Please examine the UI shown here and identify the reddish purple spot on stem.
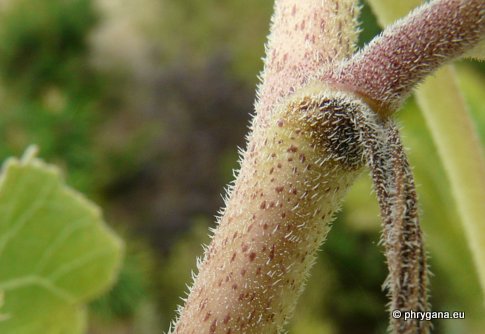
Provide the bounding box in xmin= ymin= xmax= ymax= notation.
xmin=249 ymin=252 xmax=257 ymax=261
xmin=275 ymin=186 xmax=284 ymax=193
xmin=231 ymin=252 xmax=236 ymax=262
xmin=204 ymin=312 xmax=211 ymax=322
xmin=260 ymin=201 xmax=267 ymax=209
xmin=269 ymin=245 xmax=275 ymax=260
xmin=287 ymin=145 xmax=298 ymax=153
xmin=277 ymin=119 xmax=284 ymax=127
xmin=210 ymin=319 xmax=217 ymax=333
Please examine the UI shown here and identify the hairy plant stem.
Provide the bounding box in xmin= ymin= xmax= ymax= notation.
xmin=368 ymin=0 xmax=485 ymax=304
xmin=171 ymin=0 xmax=485 ymax=333
xmin=324 ymin=0 xmax=485 ymax=117
xmin=171 ymin=1 xmax=360 ymax=333
xmin=357 ymin=117 xmax=429 ymax=333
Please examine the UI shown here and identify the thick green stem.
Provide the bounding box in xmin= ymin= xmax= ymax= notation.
xmin=171 ymin=1 xmax=485 ymax=333
xmin=170 ymin=1 xmax=361 ymax=333
xmin=415 ymin=66 xmax=485 ymax=299
xmin=172 ymin=86 xmax=366 ymax=334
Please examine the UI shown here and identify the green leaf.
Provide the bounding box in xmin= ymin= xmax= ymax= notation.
xmin=0 ymin=147 xmax=123 ymax=333
xmin=12 ymin=306 xmax=87 ymax=334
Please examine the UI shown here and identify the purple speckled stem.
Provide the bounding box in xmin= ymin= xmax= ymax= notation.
xmin=322 ymin=0 xmax=485 ymax=117
xmin=170 ymin=0 xmax=485 ymax=333
xmin=170 ymin=1 xmax=361 ymax=333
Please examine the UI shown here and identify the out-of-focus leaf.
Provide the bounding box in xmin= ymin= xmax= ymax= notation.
xmin=0 ymin=148 xmax=123 ymax=333
xmin=13 ymin=305 xmax=86 ymax=334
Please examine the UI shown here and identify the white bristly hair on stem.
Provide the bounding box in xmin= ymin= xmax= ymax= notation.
xmin=170 ymin=0 xmax=484 ymax=333
xmin=322 ymin=0 xmax=484 ymax=117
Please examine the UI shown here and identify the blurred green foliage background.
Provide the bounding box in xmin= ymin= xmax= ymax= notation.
xmin=0 ymin=0 xmax=483 ymax=333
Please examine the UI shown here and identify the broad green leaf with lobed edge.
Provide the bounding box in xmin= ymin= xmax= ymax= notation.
xmin=0 ymin=148 xmax=123 ymax=333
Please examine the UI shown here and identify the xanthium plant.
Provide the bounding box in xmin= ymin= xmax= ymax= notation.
xmin=170 ymin=0 xmax=484 ymax=333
